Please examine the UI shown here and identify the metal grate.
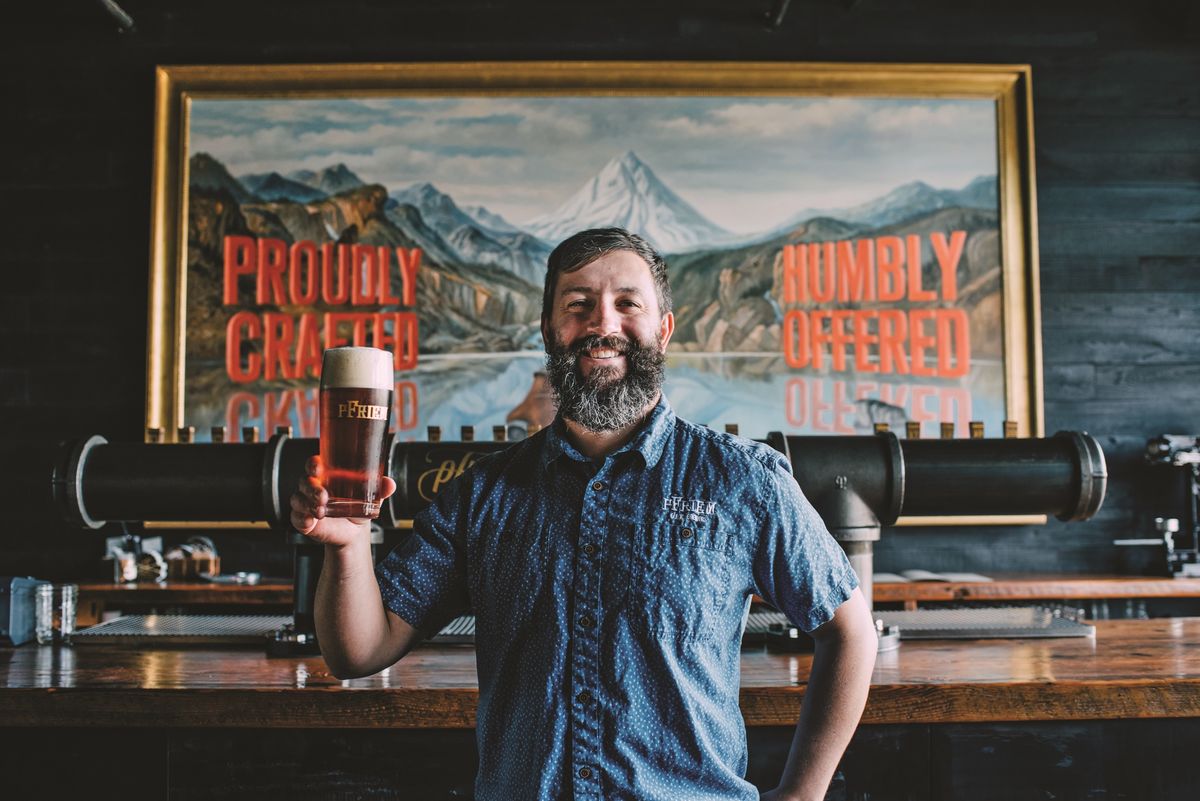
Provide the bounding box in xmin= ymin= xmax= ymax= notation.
xmin=418 ymin=607 xmax=1095 ymax=647
xmin=74 ymin=614 xmax=292 ymax=645
xmin=429 ymin=615 xmax=476 ymax=645
xmin=874 ymin=607 xmax=1095 ymax=639
xmin=746 ymin=610 xmax=790 ymax=635
xmin=427 ymin=612 xmax=794 ymax=646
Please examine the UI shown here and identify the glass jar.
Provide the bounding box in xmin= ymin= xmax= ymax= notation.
xmin=34 ymin=583 xmax=77 ymax=645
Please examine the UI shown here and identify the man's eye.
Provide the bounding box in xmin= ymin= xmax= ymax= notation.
xmin=567 ymin=300 xmax=588 ymax=309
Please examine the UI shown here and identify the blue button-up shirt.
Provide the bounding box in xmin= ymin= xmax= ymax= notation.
xmin=376 ymin=396 xmax=857 ymax=801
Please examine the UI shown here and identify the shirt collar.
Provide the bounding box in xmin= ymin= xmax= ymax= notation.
xmin=541 ymin=394 xmax=675 ymax=471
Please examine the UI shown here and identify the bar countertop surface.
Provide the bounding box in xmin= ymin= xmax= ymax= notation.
xmin=872 ymin=573 xmax=1200 ymax=605
xmin=3 ymin=618 xmax=1200 ymax=728
xmin=74 ymin=573 xmax=1200 ymax=607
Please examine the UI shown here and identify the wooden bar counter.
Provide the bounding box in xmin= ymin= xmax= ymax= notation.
xmin=76 ymin=580 xmax=293 ymax=607
xmin=72 ymin=573 xmax=1200 ymax=618
xmin=74 ymin=581 xmax=293 ymax=626
xmin=3 ymin=618 xmax=1200 ymax=728
xmin=873 ymin=573 xmax=1200 ymax=608
xmin=4 ymin=619 xmax=1200 ymax=799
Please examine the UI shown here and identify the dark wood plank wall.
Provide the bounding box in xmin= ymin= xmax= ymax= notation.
xmin=1 ymin=0 xmax=1197 ymax=579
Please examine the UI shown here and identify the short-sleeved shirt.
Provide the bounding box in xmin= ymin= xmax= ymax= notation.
xmin=375 ymin=395 xmax=858 ymax=801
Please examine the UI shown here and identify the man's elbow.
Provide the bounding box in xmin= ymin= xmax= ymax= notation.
xmin=321 ymin=652 xmax=376 ymax=680
xmin=319 ymin=644 xmax=409 ymax=680
xmin=320 ymin=628 xmax=420 ymax=680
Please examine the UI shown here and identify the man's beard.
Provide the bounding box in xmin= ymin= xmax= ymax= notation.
xmin=545 ymin=332 xmax=666 ymax=433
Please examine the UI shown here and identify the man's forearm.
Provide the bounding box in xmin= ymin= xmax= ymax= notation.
xmin=772 ymin=593 xmax=877 ymax=801
xmin=314 ymin=536 xmax=403 ymax=678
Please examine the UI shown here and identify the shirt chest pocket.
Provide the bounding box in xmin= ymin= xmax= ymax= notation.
xmin=630 ymin=521 xmax=732 ymax=642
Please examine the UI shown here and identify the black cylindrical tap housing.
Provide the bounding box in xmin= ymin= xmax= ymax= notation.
xmin=53 ymin=430 xmax=1106 ymax=530
xmin=898 ymin=431 xmax=1106 ymax=521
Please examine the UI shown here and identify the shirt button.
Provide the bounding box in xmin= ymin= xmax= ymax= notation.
xmin=579 ymin=614 xmax=596 ymax=629
xmin=576 ymin=690 xmax=592 ymax=704
xmin=582 ymin=543 xmax=597 ymax=556
xmin=578 ymin=767 xmax=593 ymax=779
xmin=591 ymin=480 xmax=604 ymax=491
xmin=681 ymin=527 xmax=693 ymax=539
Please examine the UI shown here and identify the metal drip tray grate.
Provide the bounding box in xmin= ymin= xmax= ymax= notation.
xmin=429 ymin=612 xmax=793 ymax=646
xmin=75 ymin=614 xmax=293 ymax=645
xmin=429 ymin=615 xmax=476 ymax=645
xmin=874 ymin=607 xmax=1095 ymax=639
xmin=746 ymin=611 xmax=791 ymax=635
xmin=419 ymin=608 xmax=1094 ymax=647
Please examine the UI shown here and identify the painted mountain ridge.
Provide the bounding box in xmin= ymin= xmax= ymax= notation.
xmin=187 ymin=154 xmax=540 ymax=359
xmin=463 ymin=204 xmax=521 ymax=235
xmin=668 ymin=206 xmax=1001 ymax=354
xmin=190 ymin=153 xmax=260 ymax=205
xmin=188 ymin=152 xmax=1002 ymax=360
xmin=288 ymin=163 xmax=366 ymax=195
xmin=389 ymin=182 xmax=551 ymax=286
xmin=526 ymin=150 xmax=732 ymax=254
xmin=239 ymin=172 xmax=328 ymax=203
xmin=773 ymin=175 xmax=997 ymax=234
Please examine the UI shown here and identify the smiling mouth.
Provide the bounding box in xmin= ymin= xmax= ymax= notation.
xmin=584 ymin=348 xmax=623 ymax=360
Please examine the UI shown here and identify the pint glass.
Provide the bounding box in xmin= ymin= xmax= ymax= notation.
xmin=319 ymin=347 xmax=394 ymax=518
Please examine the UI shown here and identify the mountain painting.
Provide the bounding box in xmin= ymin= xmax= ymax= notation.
xmin=182 ymin=95 xmax=1010 ymax=441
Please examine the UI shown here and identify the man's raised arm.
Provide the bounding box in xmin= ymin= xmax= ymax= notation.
xmin=290 ymin=455 xmax=420 ymax=678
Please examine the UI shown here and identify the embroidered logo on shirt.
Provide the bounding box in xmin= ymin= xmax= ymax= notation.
xmin=662 ymin=495 xmax=717 ymax=524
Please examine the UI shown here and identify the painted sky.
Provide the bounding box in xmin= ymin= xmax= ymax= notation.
xmin=190 ymin=96 xmax=997 ymax=234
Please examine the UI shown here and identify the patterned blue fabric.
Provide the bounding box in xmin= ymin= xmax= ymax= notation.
xmin=376 ymin=396 xmax=858 ymax=801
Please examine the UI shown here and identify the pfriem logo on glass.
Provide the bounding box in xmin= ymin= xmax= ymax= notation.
xmin=337 ymin=400 xmax=389 ymax=421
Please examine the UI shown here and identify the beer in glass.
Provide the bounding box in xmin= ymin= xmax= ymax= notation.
xmin=319 ymin=347 xmax=394 ymax=518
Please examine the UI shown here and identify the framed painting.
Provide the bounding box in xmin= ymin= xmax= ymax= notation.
xmin=147 ymin=62 xmax=1042 ymax=495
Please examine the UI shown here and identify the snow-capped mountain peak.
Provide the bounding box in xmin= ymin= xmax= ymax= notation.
xmin=525 ymin=151 xmax=731 ymax=253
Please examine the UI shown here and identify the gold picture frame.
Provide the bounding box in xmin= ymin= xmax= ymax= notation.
xmin=147 ymin=61 xmax=1043 ymax=526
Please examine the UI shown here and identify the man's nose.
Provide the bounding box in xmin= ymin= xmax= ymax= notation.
xmin=587 ymin=302 xmax=622 ymax=336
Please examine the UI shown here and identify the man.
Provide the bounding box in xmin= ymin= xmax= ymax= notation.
xmin=291 ymin=227 xmax=877 ymax=801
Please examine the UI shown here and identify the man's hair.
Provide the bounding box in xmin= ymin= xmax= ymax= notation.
xmin=541 ymin=228 xmax=673 ymax=322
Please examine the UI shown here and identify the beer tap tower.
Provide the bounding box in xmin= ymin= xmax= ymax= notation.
xmin=52 ymin=426 xmax=1107 ymax=653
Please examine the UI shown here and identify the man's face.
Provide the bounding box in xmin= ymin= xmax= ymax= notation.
xmin=542 ymin=250 xmax=675 ymax=431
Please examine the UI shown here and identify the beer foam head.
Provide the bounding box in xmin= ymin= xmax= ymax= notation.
xmin=321 ymin=347 xmax=393 ymax=389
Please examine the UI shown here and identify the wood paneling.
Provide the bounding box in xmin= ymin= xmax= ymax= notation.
xmin=931 ymin=720 xmax=1200 ymax=801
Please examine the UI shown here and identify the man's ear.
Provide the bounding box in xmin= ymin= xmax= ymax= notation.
xmin=658 ymin=312 xmax=675 ymax=351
